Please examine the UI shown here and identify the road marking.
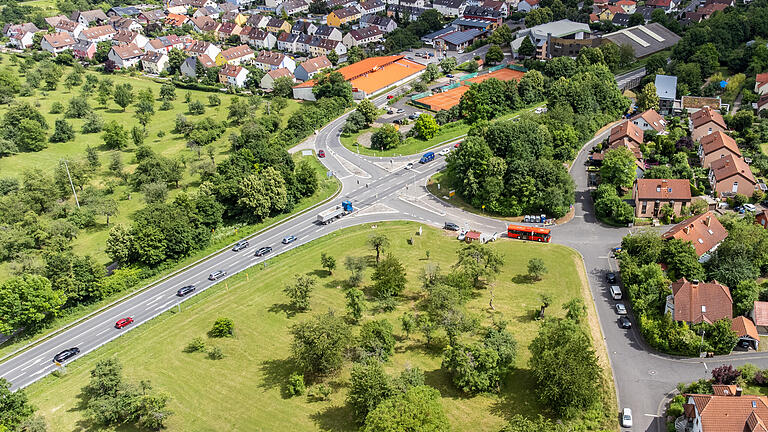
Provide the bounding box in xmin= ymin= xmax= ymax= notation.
xmin=95 ymin=328 xmax=112 ymax=336
xmin=155 ymin=301 xmax=174 ymax=311
xmin=644 ymin=414 xmax=661 ymax=417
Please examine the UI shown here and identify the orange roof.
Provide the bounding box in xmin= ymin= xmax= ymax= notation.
xmin=687 ymin=393 xmax=768 ymax=432
xmin=635 ymin=178 xmax=691 ymax=201
xmin=692 ymin=106 xmax=727 ymax=130
xmin=710 ymin=154 xmax=756 ymax=184
xmin=757 ymin=73 xmax=768 ymax=87
xmin=732 ymin=316 xmax=759 ymax=341
xmin=609 ymin=120 xmax=644 ymax=146
xmin=670 ymin=277 xmax=732 ymax=324
xmin=463 ymin=67 xmax=524 ymax=84
xmin=295 ymin=55 xmax=425 ymax=95
xmin=417 ymin=86 xmax=470 ymax=111
xmin=754 ymin=301 xmax=768 ymax=326
xmin=630 ymin=109 xmax=666 ymax=132
xmin=165 ymin=13 xmax=187 ymax=26
xmin=662 ymin=211 xmax=728 ymax=256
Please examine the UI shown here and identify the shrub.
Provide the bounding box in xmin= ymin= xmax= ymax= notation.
xmin=210 ymin=317 xmax=234 ymax=337
xmin=310 ymin=384 xmax=332 ymax=401
xmin=50 ymin=101 xmax=64 ymax=114
xmin=712 ymin=364 xmax=741 ymax=384
xmin=287 ymin=373 xmax=306 ymax=396
xmin=208 ymin=346 xmax=224 ymax=360
xmin=185 ymin=337 xmax=206 ymax=353
xmin=737 ymin=363 xmax=759 ymax=384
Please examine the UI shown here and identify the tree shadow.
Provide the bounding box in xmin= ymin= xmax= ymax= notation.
xmin=510 ymin=273 xmax=535 ymax=284
xmin=307 ymin=269 xmax=329 ymax=278
xmin=268 ymin=302 xmax=296 ymax=318
xmin=423 ymin=368 xmax=472 ymax=400
xmin=488 ymin=368 xmax=543 ymax=423
xmin=259 ymin=357 xmax=296 ymax=399
xmin=309 ymin=404 xmax=356 ymax=432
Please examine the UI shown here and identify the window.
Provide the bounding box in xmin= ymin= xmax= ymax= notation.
xmin=641 ymin=201 xmax=647 ymax=213
xmin=732 ymin=181 xmax=739 ymax=193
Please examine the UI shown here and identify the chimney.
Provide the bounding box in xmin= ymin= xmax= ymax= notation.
xmin=683 ymin=226 xmax=690 ymax=234
xmin=692 ymin=280 xmax=699 ymax=286
xmin=705 ymin=215 xmax=711 ymax=226
xmin=736 ymin=386 xmax=743 ymax=396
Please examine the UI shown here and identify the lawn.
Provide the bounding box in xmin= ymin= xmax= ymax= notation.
xmin=25 ymin=222 xmax=613 ymax=431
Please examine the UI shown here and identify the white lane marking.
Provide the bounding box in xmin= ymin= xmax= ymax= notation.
xmin=95 ymin=328 xmax=112 ymax=336
xmin=31 ymin=365 xmax=53 ymax=376
xmin=155 ymin=301 xmax=174 ymax=311
xmin=644 ymin=414 xmax=661 ymax=418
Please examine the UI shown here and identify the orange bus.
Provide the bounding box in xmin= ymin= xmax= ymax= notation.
xmin=507 ymin=224 xmax=551 ymax=242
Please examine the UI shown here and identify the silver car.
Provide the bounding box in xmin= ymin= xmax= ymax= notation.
xmin=208 ymin=270 xmax=226 ymax=281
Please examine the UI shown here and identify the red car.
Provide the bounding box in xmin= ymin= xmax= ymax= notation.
xmin=454 ymin=141 xmax=461 ymax=148
xmin=386 ymin=95 xmax=394 ymax=99
xmin=115 ymin=317 xmax=134 ymax=329
xmin=318 ymin=149 xmax=325 ymax=158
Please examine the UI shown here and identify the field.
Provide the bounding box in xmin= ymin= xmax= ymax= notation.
xmin=25 ymin=222 xmax=613 ymax=431
xmin=0 ymin=56 xmax=304 ymax=281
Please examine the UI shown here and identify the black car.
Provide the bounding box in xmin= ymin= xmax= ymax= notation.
xmin=282 ymin=235 xmax=297 ymax=244
xmin=208 ymin=270 xmax=226 ymax=281
xmin=176 ymin=285 xmax=196 ymax=297
xmin=619 ymin=316 xmax=631 ymax=329
xmin=255 ymin=246 xmax=273 ymax=257
xmin=53 ymin=347 xmax=80 ymax=363
xmin=232 ymin=240 xmax=249 ymax=252
xmin=444 ymin=222 xmax=460 ymax=231
xmin=606 ymin=272 xmax=617 ymax=283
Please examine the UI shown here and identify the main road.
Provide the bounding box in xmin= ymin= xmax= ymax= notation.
xmin=4 ymin=83 xmax=768 ymax=432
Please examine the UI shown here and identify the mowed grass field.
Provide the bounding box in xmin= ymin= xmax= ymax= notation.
xmin=25 ymin=222 xmax=606 ymax=432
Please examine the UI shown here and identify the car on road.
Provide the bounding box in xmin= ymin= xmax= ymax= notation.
xmin=232 ymin=240 xmax=249 ymax=251
xmin=387 ymin=94 xmax=393 ymax=99
xmin=396 ymin=108 xmax=405 ymax=113
xmin=446 ymin=74 xmax=453 ymax=78
xmin=53 ymin=347 xmax=80 ymax=363
xmin=619 ymin=316 xmax=631 ymax=329
xmin=606 ymin=272 xmax=617 ymax=283
xmin=419 ymin=152 xmax=435 ymax=164
xmin=317 ymin=149 xmax=325 ymax=158
xmin=621 ymin=408 xmax=633 ymax=427
xmin=282 ymin=235 xmax=297 ymax=244
xmin=616 ymin=303 xmax=627 ymax=315
xmin=444 ymin=222 xmax=460 ymax=231
xmin=404 ymin=162 xmax=414 ymax=170
xmin=408 ymin=113 xmax=417 ymax=120
xmin=176 ymin=285 xmax=196 ymax=297
xmin=115 ymin=317 xmax=134 ymax=329
xmin=255 ymin=246 xmax=273 ymax=257
xmin=454 ymin=141 xmax=461 ymax=148
xmin=438 ymin=148 xmax=450 ymax=156
xmin=208 ymin=270 xmax=226 ymax=280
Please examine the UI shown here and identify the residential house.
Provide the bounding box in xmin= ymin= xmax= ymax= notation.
xmin=185 ymin=40 xmax=221 ymax=59
xmin=217 ymin=22 xmax=242 ymax=40
xmin=4 ymin=22 xmax=40 ymax=38
xmin=266 ymin=17 xmax=291 ymax=33
xmin=662 ymin=211 xmax=728 ymax=259
xmin=433 ymin=0 xmax=466 ymax=15
xmin=755 ymin=72 xmax=768 ymax=96
xmin=108 ymin=16 xmax=142 ymax=32
xmin=41 ymin=33 xmax=76 ymax=54
xmin=191 ymin=16 xmax=219 ymax=33
xmin=646 ymin=0 xmax=675 ymax=10
xmin=227 ymin=0 xmax=254 ymax=7
xmin=146 ymin=35 xmax=184 ymax=54
xmin=314 ymin=25 xmax=343 ymax=41
xmin=112 ymin=29 xmax=149 ymax=49
xmin=221 ymin=12 xmax=248 ymax=26
xmin=757 ymin=209 xmax=768 ymax=229
xmin=609 ymin=120 xmax=644 ymax=148
xmin=343 ymin=27 xmax=384 ymax=47
xmin=141 ymin=51 xmax=169 ymax=74
xmin=70 ymin=9 xmax=109 ymax=26
xmin=219 ymin=63 xmax=249 ymax=87
xmin=291 ymin=20 xmax=317 ymax=35
xmin=294 ymin=55 xmax=332 ymax=81
xmin=309 ymin=37 xmax=347 ymax=57
xmin=732 ymin=316 xmax=760 ymax=350
xmin=359 ymin=15 xmax=397 ymax=32
xmin=386 ymin=4 xmax=429 ymax=20
xmin=358 ymin=0 xmax=386 ymax=15
xmin=511 ymin=19 xmax=592 ymax=60
xmin=634 ymin=5 xmax=654 ymax=21
xmin=165 ymin=0 xmax=188 ymax=15
xmin=655 ymin=74 xmax=677 ymax=115
xmin=664 ymin=278 xmax=732 ymax=325
xmin=751 ymin=301 xmax=768 ymax=334
xmin=616 ymin=0 xmax=637 ymax=13
xmin=108 ymin=43 xmax=144 ymax=68
xmin=612 ymin=12 xmax=631 ymax=26
xmin=327 ymin=6 xmax=362 ymax=26
xmin=72 ymin=39 xmax=97 ymax=59
xmin=193 ymin=5 xmax=221 ymax=19
xmin=54 ymin=19 xmax=86 ymax=38
xmin=328 ymin=0 xmax=358 ymax=7
xmin=461 ymin=5 xmax=503 ymax=27
xmin=598 ymin=4 xmax=624 ymax=20
xmin=8 ymin=30 xmax=35 ymax=49
xmin=277 ymin=31 xmax=299 ymax=51
xmin=517 ymin=0 xmax=539 ymax=11
xmin=44 ymin=15 xmax=69 ymax=29
xmin=180 ymin=54 xmax=215 ymax=77
xmin=295 ymin=33 xmax=313 ymax=52
xmin=698 ymin=131 xmax=741 ymax=169
xmin=218 ymin=2 xmax=239 ymax=13
xmin=108 ymin=6 xmax=140 ymax=17
xmin=482 ymin=0 xmax=509 ymax=17
xmin=250 ymin=29 xmax=277 ymax=49
xmin=630 ymin=109 xmax=667 ymax=134
xmin=709 ymin=154 xmax=757 ymax=198
xmin=681 ymin=390 xmax=768 ymax=431
xmin=216 ymin=44 xmax=255 ymax=65
xmin=165 ymin=13 xmax=188 ymax=27
xmin=633 ymin=178 xmax=692 ymax=218
xmin=278 ymin=0 xmax=310 ymax=15
xmin=691 ymin=106 xmax=727 ymax=142
xmin=253 ymin=50 xmax=296 ymax=72
xmin=260 ymin=67 xmax=294 ymax=89
xmin=137 ymin=9 xmax=167 ymax=25
xmin=246 ymin=14 xmax=270 ymax=29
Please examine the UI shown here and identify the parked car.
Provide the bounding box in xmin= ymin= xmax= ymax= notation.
xmin=255 ymin=246 xmax=273 ymax=257
xmin=317 ymin=150 xmax=325 ymax=158
xmin=232 ymin=240 xmax=249 ymax=252
xmin=606 ymin=272 xmax=617 ymax=283
xmin=446 ymin=74 xmax=454 ymax=78
xmin=396 ymin=108 xmax=405 ymax=113
xmin=282 ymin=235 xmax=297 ymax=244
xmin=619 ymin=316 xmax=631 ymax=329
xmin=115 ymin=317 xmax=134 ymax=329
xmin=176 ymin=285 xmax=196 ymax=297
xmin=53 ymin=347 xmax=80 ymax=363
xmin=457 ymin=231 xmax=466 ymax=241
xmin=438 ymin=148 xmax=450 ymax=156
xmin=744 ymin=203 xmax=756 ymax=212
xmin=208 ymin=270 xmax=226 ymax=281
xmin=387 ymin=94 xmax=393 ymax=99
xmin=454 ymin=141 xmax=461 ymax=148
xmin=408 ymin=113 xmax=417 ymax=120
xmin=616 ymin=303 xmax=627 ymax=315
xmin=621 ymin=408 xmax=633 ymax=427
xmin=444 ymin=222 xmax=460 ymax=231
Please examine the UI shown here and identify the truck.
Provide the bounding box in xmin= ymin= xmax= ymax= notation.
xmin=316 ymin=200 xmax=353 ymax=225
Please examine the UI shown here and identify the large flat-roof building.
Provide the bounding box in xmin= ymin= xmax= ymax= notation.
xmin=511 ymin=19 xmax=592 ymax=59
xmin=602 ymin=22 xmax=681 ymax=58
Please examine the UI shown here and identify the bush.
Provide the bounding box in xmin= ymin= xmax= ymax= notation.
xmin=287 ymin=372 xmax=306 ymax=396
xmin=50 ymin=101 xmax=64 ymax=114
xmin=184 ymin=337 xmax=206 ymax=353
xmin=310 ymin=384 xmax=332 ymax=401
xmin=208 ymin=346 xmax=224 ymax=360
xmin=737 ymin=363 xmax=759 ymax=384
xmin=210 ymin=317 xmax=234 ymax=337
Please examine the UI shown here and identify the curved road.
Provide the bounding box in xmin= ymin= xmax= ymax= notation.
xmin=3 ymin=90 xmax=768 ymax=432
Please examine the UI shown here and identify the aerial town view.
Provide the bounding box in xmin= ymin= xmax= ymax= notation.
xmin=0 ymin=0 xmax=767 ymax=430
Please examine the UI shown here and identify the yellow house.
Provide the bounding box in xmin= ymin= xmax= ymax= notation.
xmin=327 ymin=6 xmax=361 ymax=26
xmin=234 ymin=13 xmax=248 ymax=26
xmin=265 ymin=17 xmax=291 ymax=33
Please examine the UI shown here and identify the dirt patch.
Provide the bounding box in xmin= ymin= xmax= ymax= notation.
xmin=358 ymin=131 xmax=374 ymax=148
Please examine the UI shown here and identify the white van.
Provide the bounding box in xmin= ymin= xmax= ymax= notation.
xmin=610 ymin=285 xmax=622 ymax=300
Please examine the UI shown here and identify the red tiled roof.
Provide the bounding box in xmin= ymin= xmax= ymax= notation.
xmin=757 ymin=73 xmax=768 ymax=87
xmin=112 ymin=43 xmax=143 ymax=59
xmin=754 ymin=301 xmax=768 ymax=327
xmin=687 ymin=393 xmax=768 ymax=432
xmin=670 ymin=277 xmax=732 ymax=324
xmin=298 ymin=55 xmax=332 ymax=74
xmin=712 ymin=385 xmax=740 ymax=396
xmin=692 ymin=106 xmax=727 ymax=130
xmin=609 ymin=120 xmax=644 ymax=146
xmin=296 ymin=55 xmax=426 ymax=95
xmin=255 ymin=50 xmax=286 ymax=66
xmin=267 ymin=67 xmax=292 ymax=79
xmin=663 ymin=211 xmax=728 ymax=256
xmin=220 ymin=44 xmax=253 ymax=60
xmin=710 ymin=154 xmax=756 ymax=185
xmin=732 ymin=316 xmax=759 ymax=341
xmin=219 ymin=63 xmax=244 ymax=77
xmin=165 ymin=13 xmax=187 ymax=26
xmin=630 ymin=109 xmax=666 ymax=132
xmin=43 ymin=32 xmax=75 ymax=48
xmin=80 ymin=24 xmax=115 ymax=40
xmin=635 ymin=178 xmax=691 ymax=201
xmin=700 ymin=131 xmax=741 ymax=158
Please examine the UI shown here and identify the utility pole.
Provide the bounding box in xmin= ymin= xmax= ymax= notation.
xmin=63 ymin=159 xmax=80 ymax=208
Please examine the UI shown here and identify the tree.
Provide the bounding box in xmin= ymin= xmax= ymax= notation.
xmin=227 ymin=97 xmax=250 ymax=125
xmin=372 ymin=254 xmax=407 ymax=299
xmin=628 ymin=12 xmax=645 ymax=26
xmin=440 ymin=57 xmax=457 ymax=74
xmin=272 ymin=76 xmax=295 ymax=98
xmin=102 ymin=121 xmax=130 ymax=150
xmin=733 ymin=280 xmax=761 ymax=317
xmin=327 ymin=49 xmax=339 ymax=65
xmin=346 ymin=288 xmax=365 ymax=322
xmin=363 ymin=386 xmax=450 ymax=432
xmin=489 ymin=25 xmax=514 ymax=45
xmin=167 ymin=48 xmax=186 ymax=75
xmin=320 ymin=252 xmax=336 ymax=275
xmin=113 ymin=83 xmax=134 ymax=111
xmin=0 ymin=67 xmax=21 ymax=104
xmin=368 ymin=234 xmax=390 ymax=263
xmin=485 ymin=44 xmax=504 ymax=65
xmin=134 ymin=99 xmax=155 ymax=128
xmin=348 ymin=359 xmax=393 ymax=423
xmin=711 ymin=364 xmax=741 ymax=384
xmin=525 ymin=7 xmax=553 ymax=27
xmin=422 ymin=63 xmax=440 ymax=82
xmin=442 ymin=324 xmax=516 ymax=393
xmin=345 ymin=256 xmax=366 ymax=287
xmin=709 ymin=318 xmax=739 ymax=355
xmin=359 ymin=319 xmax=396 ymax=361
xmin=49 ymin=119 xmax=75 ymax=143
xmin=663 ymin=239 xmax=705 ymax=281
xmin=66 ymin=95 xmax=91 ymax=118
xmin=0 ymin=275 xmax=65 ymax=334
xmin=159 ymin=82 xmax=176 ymax=101
xmin=637 ymin=82 xmax=660 ymax=111
xmin=236 ymin=167 xmax=288 ymax=221
xmin=313 ymin=71 xmax=353 ymax=102
xmin=188 ymin=100 xmax=205 ymax=115
xmin=0 ymin=378 xmax=35 ymax=430
xmin=86 ymin=145 xmax=100 ymax=168
xmin=601 ymin=147 xmax=636 ymax=189
xmin=210 ymin=317 xmax=234 ymax=337
xmin=413 ymin=114 xmax=439 ymax=140
xmin=370 ymin=124 xmax=402 ymax=150
xmin=563 ymin=298 xmax=587 ymax=323
xmin=132 ymin=125 xmax=145 ymax=147
xmin=527 ymin=258 xmax=547 ymax=280
xmin=290 ymin=311 xmax=352 ymax=376
xmin=357 ymin=98 xmax=379 ymax=125
xmin=284 ymin=274 xmax=316 ymax=312
xmin=16 ymin=118 xmax=48 ymax=152
xmin=529 ymin=319 xmax=601 ymax=415
xmin=454 ymin=243 xmax=504 ymax=287
xmin=518 ymin=36 xmax=535 ymax=58
xmin=295 ymin=159 xmax=318 ymax=197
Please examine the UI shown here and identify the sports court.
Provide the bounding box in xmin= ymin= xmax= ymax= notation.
xmin=415 ymin=66 xmax=526 ymax=112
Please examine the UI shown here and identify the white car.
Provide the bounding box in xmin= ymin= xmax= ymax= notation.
xmin=457 ymin=231 xmax=466 ymax=241
xmin=744 ymin=203 xmax=756 ymax=212
xmin=404 ymin=162 xmax=414 ymax=170
xmin=622 ymin=408 xmax=633 ymax=427
xmin=438 ymin=148 xmax=450 ymax=156
xmin=616 ymin=303 xmax=627 ymax=315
